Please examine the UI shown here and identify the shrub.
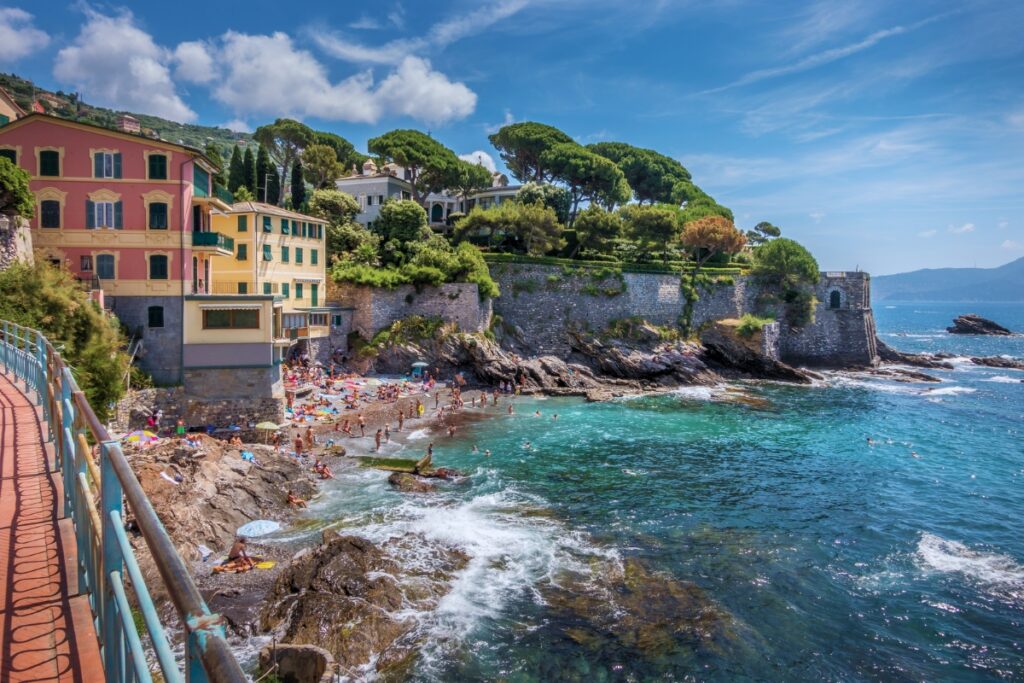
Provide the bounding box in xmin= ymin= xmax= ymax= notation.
xmin=736 ymin=314 xmax=775 ymax=338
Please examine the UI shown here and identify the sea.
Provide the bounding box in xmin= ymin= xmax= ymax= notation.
xmin=271 ymin=302 xmax=1024 ymax=682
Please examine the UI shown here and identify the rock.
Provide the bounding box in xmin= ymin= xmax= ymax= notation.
xmin=875 ymin=338 xmax=954 ymax=369
xmin=258 ymin=643 xmax=334 ymax=683
xmin=699 ymin=325 xmax=812 ymax=383
xmin=947 ymin=314 xmax=1012 ymax=335
xmin=585 ymin=388 xmax=614 ymax=402
xmin=387 ymin=472 xmax=436 ymax=493
xmin=970 ymin=355 xmax=1024 ymax=370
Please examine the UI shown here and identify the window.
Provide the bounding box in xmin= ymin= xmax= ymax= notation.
xmin=237 ymin=282 xmax=248 ymax=294
xmin=148 ymin=154 xmax=167 ymax=180
xmin=237 ymin=243 xmax=248 ymax=260
xmin=93 ymin=152 xmax=122 ymax=179
xmin=87 ymin=200 xmax=122 ymax=229
xmin=80 ymin=255 xmax=93 ymax=272
xmin=0 ymin=149 xmax=15 ymax=164
xmin=311 ymin=249 xmax=318 ymax=266
xmin=281 ymin=246 xmax=289 ymax=263
xmin=295 ymin=283 xmax=303 ymax=299
xmin=193 ymin=166 xmax=210 ymax=194
xmin=282 ymin=282 xmax=290 ymax=297
xmin=309 ymin=313 xmax=328 ymax=326
xmin=295 ymin=247 xmax=303 ymax=264
xmin=262 ymin=244 xmax=272 ymax=261
xmin=148 ymin=202 xmax=168 ymax=229
xmin=263 ymin=282 xmax=272 ymax=295
xmin=39 ymin=150 xmax=60 ymax=176
xmin=378 ymin=195 xmax=384 ymax=205
xmin=262 ymin=216 xmax=272 ymax=232
xmin=149 ymin=254 xmax=168 ymax=280
xmin=281 ymin=218 xmax=290 ymax=235
xmin=830 ymin=290 xmax=842 ymax=309
xmin=96 ymin=254 xmax=115 ymax=279
xmin=40 ymin=200 xmax=61 ymax=228
xmin=331 ymin=314 xmax=343 ymax=327
xmin=237 ymin=215 xmax=247 ymax=232
xmin=202 ymin=309 xmax=259 ymax=329
xmin=147 ymin=306 xmax=164 ymax=328
xmin=366 ymin=195 xmax=373 ymax=206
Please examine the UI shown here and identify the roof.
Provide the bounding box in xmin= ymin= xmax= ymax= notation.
xmin=0 ymin=113 xmax=221 ymax=171
xmin=0 ymin=87 xmax=26 ymax=117
xmin=228 ymin=201 xmax=327 ymax=223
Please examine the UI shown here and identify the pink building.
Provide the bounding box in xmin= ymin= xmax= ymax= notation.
xmin=0 ymin=113 xmax=238 ymax=382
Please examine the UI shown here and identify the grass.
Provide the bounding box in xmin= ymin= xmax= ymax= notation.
xmin=736 ymin=314 xmax=776 ymax=338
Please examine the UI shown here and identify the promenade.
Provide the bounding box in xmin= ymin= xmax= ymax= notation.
xmin=0 ymin=371 xmax=103 ymax=682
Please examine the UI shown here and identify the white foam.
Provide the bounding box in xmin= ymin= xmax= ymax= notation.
xmin=916 ymin=532 xmax=1024 ymax=602
xmin=924 ymin=386 xmax=977 ymax=396
xmin=405 ymin=428 xmax=431 ymax=441
xmin=984 ymin=375 xmax=1021 ymax=384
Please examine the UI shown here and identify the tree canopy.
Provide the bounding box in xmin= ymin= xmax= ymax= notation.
xmin=242 ymin=147 xmax=257 ymax=195
xmin=487 ymin=122 xmax=574 ymax=182
xmin=450 ymin=159 xmax=493 ymax=202
xmin=746 ymin=221 xmax=782 ymax=246
xmin=588 ymin=142 xmax=691 ymax=205
xmin=376 ymin=199 xmax=431 ymax=245
xmin=302 ymin=144 xmax=343 ymax=189
xmin=619 ymin=204 xmax=680 ymax=260
xmin=515 ymin=182 xmax=571 ymax=224
xmin=313 ymin=131 xmax=365 ymax=171
xmin=367 ymin=129 xmax=460 ymax=204
xmin=290 ymin=159 xmax=306 ymax=210
xmin=227 ymin=145 xmax=245 ymax=194
xmin=751 ymin=238 xmax=819 ymax=288
xmin=254 ymin=118 xmax=314 ymax=205
xmin=679 ymin=215 xmax=747 ymax=270
xmin=573 ymin=205 xmax=623 ymax=256
xmin=453 ymin=201 xmax=564 ymax=256
xmin=0 ymin=157 xmax=34 ymax=217
xmin=541 ymin=143 xmax=631 ymax=223
xmin=255 ymin=145 xmax=278 ymax=204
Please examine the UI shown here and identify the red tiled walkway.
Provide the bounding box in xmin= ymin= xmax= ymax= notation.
xmin=0 ymin=371 xmax=103 ymax=682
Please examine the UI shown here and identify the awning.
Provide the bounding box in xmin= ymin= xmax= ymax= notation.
xmin=198 ymin=303 xmax=263 ymax=311
xmin=293 ymin=277 xmax=323 ymax=283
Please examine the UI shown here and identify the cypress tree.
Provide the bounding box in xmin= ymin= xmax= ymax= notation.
xmin=242 ymin=147 xmax=256 ymax=194
xmin=290 ymin=159 xmax=306 ymax=210
xmin=227 ymin=146 xmax=245 ymax=193
xmin=256 ymin=145 xmax=277 ymax=204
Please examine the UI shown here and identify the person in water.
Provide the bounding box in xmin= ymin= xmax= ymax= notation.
xmin=286 ymin=489 xmax=308 ymax=507
xmin=226 ymin=537 xmax=255 ymax=569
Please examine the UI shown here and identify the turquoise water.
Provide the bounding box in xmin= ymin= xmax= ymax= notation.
xmin=288 ymin=303 xmax=1024 ymax=681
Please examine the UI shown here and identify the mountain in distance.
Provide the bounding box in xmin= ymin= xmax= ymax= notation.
xmin=0 ymin=72 xmax=250 ymax=151
xmin=872 ymin=257 xmax=1024 ymax=302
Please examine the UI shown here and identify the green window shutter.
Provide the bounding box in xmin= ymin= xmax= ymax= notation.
xmin=295 ymin=248 xmax=302 ymax=264
xmin=263 ymin=216 xmax=271 ymax=232
xmin=295 ymin=283 xmax=303 ymax=299
xmin=281 ymin=218 xmax=289 ymax=234
xmin=237 ymin=244 xmax=248 ymax=260
xmin=113 ymin=153 xmax=123 ymax=179
xmin=150 ymin=255 xmax=168 ymax=279
xmin=281 ymin=246 xmax=289 ymax=263
xmin=39 ymin=151 xmax=59 ymax=176
xmin=93 ymin=153 xmax=103 ymax=178
xmin=86 ymin=200 xmax=95 ymax=229
xmin=311 ymin=249 xmax=318 ymax=265
xmin=149 ymin=203 xmax=167 ymax=229
xmin=237 ymin=215 xmax=247 ymax=232
xmin=238 ymin=282 xmax=248 ymax=294
xmin=282 ymin=282 xmax=289 ymax=297
xmin=263 ymin=282 xmax=271 ymax=295
xmin=263 ymin=244 xmax=272 ymax=261
xmin=114 ymin=201 xmax=123 ymax=229
xmin=149 ymin=154 xmax=167 ymax=179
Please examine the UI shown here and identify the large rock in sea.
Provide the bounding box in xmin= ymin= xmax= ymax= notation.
xmin=699 ymin=325 xmax=813 ymax=383
xmin=947 ymin=314 xmax=1012 ymax=335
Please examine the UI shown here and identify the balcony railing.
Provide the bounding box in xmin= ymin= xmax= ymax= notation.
xmin=192 ymin=231 xmax=234 ymax=252
xmin=286 ymin=326 xmax=309 ymax=340
xmin=215 ymin=186 xmax=235 ymax=205
xmin=209 ymin=281 xmax=280 ymax=295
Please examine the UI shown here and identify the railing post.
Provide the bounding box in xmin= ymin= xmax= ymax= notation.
xmin=100 ymin=439 xmax=125 ymax=681
xmin=35 ymin=330 xmax=46 ymax=411
xmin=60 ymin=370 xmax=76 ymax=519
xmin=1 ymin=322 xmax=8 ymax=373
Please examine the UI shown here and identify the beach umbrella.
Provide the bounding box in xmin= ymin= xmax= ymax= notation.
xmin=255 ymin=422 xmax=281 ymax=443
xmin=236 ymin=519 xmax=281 ymax=537
xmin=411 ymin=361 xmax=429 ymax=367
xmin=124 ymin=430 xmax=158 ymax=444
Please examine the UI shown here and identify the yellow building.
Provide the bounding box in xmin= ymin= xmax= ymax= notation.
xmin=211 ymin=202 xmax=339 ymax=359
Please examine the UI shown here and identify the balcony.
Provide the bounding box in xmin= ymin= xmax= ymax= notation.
xmin=286 ymin=326 xmax=309 ymax=340
xmin=209 ymin=281 xmax=280 ymax=295
xmin=191 ymin=231 xmax=234 ymax=256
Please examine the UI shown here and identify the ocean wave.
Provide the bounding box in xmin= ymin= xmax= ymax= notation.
xmin=916 ymin=532 xmax=1024 ymax=603
xmin=984 ymin=375 xmax=1022 ymax=384
xmin=405 ymin=428 xmax=431 ymax=441
xmin=923 ymin=386 xmax=977 ymax=396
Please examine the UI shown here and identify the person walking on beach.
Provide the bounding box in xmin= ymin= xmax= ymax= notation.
xmin=294 ymin=434 xmax=304 ymax=456
xmin=305 ymin=426 xmax=314 ymax=449
xmin=397 ymin=409 xmax=405 ymax=431
xmin=374 ymin=428 xmax=382 ymax=451
xmin=434 ymin=392 xmax=440 ymax=409
xmin=508 ymin=403 xmax=514 ymax=415
xmin=358 ymin=414 xmax=366 ymax=437
xmin=417 ymin=400 xmax=425 ymax=417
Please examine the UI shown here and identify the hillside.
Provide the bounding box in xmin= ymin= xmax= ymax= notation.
xmin=0 ymin=72 xmax=251 ymax=152
xmin=872 ymin=257 xmax=1024 ymax=302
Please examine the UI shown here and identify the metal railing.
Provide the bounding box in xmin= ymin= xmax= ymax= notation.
xmin=192 ymin=231 xmax=235 ymax=252
xmin=0 ymin=320 xmax=247 ymax=683
xmin=209 ymin=282 xmax=280 ymax=295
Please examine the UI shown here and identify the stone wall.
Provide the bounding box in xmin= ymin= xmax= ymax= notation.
xmin=779 ymin=272 xmax=879 ymax=367
xmin=328 ymin=281 xmax=489 ymax=338
xmin=489 ymin=263 xmax=877 ymax=367
xmin=111 ymin=295 xmax=184 ymax=385
xmin=184 ymin=365 xmax=283 ymax=401
xmin=0 ymin=214 xmax=33 ymax=270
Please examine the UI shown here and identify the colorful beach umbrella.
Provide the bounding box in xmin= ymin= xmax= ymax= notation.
xmin=124 ymin=430 xmax=158 ymax=444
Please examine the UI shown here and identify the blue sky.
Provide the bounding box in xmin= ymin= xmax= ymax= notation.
xmin=3 ymin=0 xmax=1023 ymax=274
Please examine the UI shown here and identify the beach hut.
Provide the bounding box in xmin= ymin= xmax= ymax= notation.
xmin=411 ymin=361 xmax=429 ymax=379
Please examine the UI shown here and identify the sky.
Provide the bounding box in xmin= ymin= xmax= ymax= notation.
xmin=2 ymin=0 xmax=1023 ymax=275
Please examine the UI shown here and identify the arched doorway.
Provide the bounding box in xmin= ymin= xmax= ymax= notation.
xmin=431 ymin=203 xmax=444 ymax=223
xmin=829 ymin=290 xmax=842 ymax=309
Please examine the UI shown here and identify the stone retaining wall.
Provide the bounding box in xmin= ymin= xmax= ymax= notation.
xmin=328 ymin=281 xmax=489 ymax=337
xmin=0 ymin=214 xmax=33 ymax=271
xmin=114 ymin=386 xmax=285 ymax=442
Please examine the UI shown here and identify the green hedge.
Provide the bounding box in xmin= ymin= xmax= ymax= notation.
xmin=482 ymin=252 xmax=747 ymax=276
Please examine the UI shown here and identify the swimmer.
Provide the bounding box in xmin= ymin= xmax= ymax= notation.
xmin=484 ymin=449 xmax=492 ymax=457
xmin=911 ymin=451 xmax=920 ymax=459
xmin=866 ymin=437 xmax=874 ymax=446
xmin=552 ymin=413 xmax=558 ymax=421
xmin=534 ymin=410 xmax=541 ymax=417
xmin=508 ymin=404 xmax=514 ymax=415
xmin=472 ymin=444 xmax=479 ymax=453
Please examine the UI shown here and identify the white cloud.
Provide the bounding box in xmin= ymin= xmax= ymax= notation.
xmin=209 ymin=32 xmax=475 ymax=125
xmin=349 ymin=15 xmax=383 ymax=30
xmin=220 ymin=119 xmax=251 ymax=133
xmin=917 ymin=229 xmax=937 ymax=238
xmin=174 ymin=41 xmax=217 ymax=84
xmin=0 ymin=8 xmax=50 ymax=63
xmin=948 ymin=222 xmax=975 ymax=234
xmin=54 ymin=9 xmax=195 ymax=122
xmin=1001 ymin=240 xmax=1022 ymax=250
xmin=809 ymin=211 xmax=825 ymax=222
xmin=459 ymin=150 xmax=496 ymax=172
xmin=314 ymin=0 xmax=530 ymax=65
xmin=485 ymin=109 xmax=516 ymax=134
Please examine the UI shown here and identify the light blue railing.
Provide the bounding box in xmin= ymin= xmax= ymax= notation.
xmin=0 ymin=320 xmax=247 ymax=683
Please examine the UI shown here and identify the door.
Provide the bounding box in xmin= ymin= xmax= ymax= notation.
xmin=204 ymin=259 xmax=211 ymax=294
xmin=192 ymin=256 xmax=198 ymax=293
xmin=311 ymin=283 xmax=319 ymax=307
